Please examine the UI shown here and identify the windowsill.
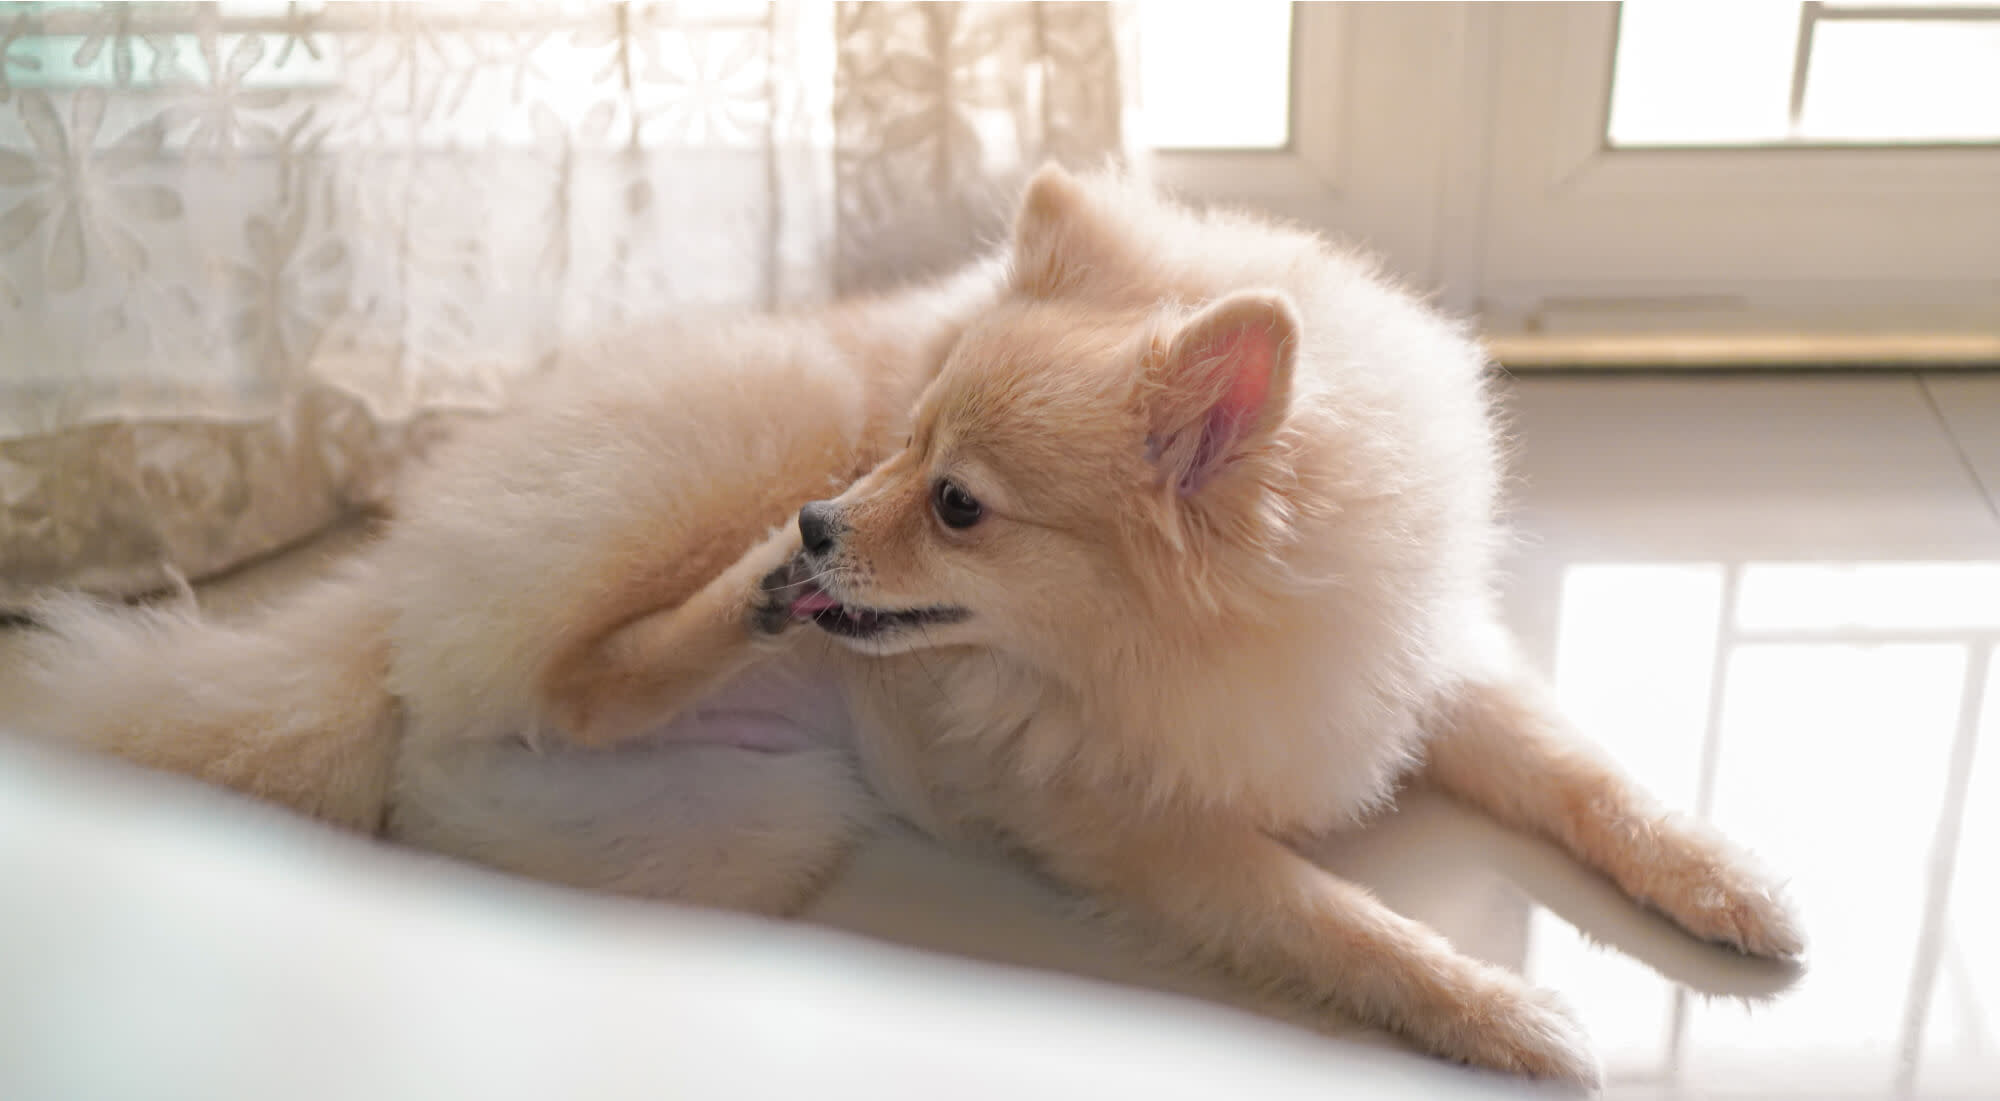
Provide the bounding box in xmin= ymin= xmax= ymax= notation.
xmin=1486 ymin=331 xmax=2000 ymax=370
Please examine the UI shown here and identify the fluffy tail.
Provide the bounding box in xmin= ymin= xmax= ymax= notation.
xmin=2 ymin=564 xmax=399 ymax=833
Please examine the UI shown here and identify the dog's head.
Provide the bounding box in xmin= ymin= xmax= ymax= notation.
xmin=766 ymin=165 xmax=1329 ymax=677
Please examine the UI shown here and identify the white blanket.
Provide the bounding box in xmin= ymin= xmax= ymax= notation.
xmin=0 ymin=736 xmax=1539 ymax=1101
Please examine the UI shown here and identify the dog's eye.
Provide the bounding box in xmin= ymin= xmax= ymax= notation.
xmin=932 ymin=479 xmax=984 ymax=530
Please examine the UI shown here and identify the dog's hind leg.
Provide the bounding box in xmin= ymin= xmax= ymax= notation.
xmin=1030 ymin=808 xmax=1602 ymax=1084
xmin=1419 ymin=648 xmax=1804 ymax=960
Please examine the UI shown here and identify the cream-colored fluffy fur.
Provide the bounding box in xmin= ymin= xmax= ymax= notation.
xmin=6 ymin=262 xmax=1000 ymax=912
xmin=3 ymin=166 xmax=1802 ymax=1086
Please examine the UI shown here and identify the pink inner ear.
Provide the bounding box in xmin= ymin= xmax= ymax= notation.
xmin=1175 ymin=325 xmax=1275 ymax=495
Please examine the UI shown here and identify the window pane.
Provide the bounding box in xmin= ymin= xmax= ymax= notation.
xmin=1800 ymin=20 xmax=2000 ymax=142
xmin=1607 ymin=0 xmax=1802 ymax=147
xmin=1608 ymin=1 xmax=2000 ymax=146
xmin=1137 ymin=2 xmax=1292 ymax=150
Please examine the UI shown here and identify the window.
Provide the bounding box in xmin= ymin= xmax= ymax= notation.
xmin=1 ymin=1 xmax=339 ymax=93
xmin=1609 ymin=1 xmax=2000 ymax=147
xmin=1142 ymin=3 xmax=2000 ymax=361
xmin=1135 ymin=2 xmax=1293 ymax=151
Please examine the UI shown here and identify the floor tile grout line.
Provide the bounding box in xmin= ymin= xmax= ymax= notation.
xmin=1916 ymin=371 xmax=2000 ymax=528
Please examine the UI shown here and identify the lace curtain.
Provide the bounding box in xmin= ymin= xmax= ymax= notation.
xmin=0 ymin=1 xmax=1138 ymax=608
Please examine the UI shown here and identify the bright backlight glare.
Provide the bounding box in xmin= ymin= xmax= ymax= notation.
xmin=1136 ymin=3 xmax=1293 ymax=150
xmin=1737 ymin=562 xmax=2000 ymax=632
xmin=1685 ymin=642 xmax=1966 ymax=1076
xmin=1920 ymin=650 xmax=2000 ymax=1086
xmin=1552 ymin=563 xmax=1724 ymax=809
xmin=1803 ymin=20 xmax=2000 ymax=142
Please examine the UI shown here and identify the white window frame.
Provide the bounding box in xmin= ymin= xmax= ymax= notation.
xmin=1151 ymin=3 xmax=1490 ymax=310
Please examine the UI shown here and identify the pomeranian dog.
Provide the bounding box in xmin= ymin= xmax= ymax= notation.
xmin=5 ymin=165 xmax=1801 ymax=1086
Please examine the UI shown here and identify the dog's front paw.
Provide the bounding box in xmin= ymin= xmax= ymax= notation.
xmin=1665 ymin=863 xmax=1805 ymax=961
xmin=749 ymin=553 xmax=813 ymax=636
xmin=1452 ymin=983 xmax=1602 ymax=1090
xmin=1631 ymin=816 xmax=1806 ymax=960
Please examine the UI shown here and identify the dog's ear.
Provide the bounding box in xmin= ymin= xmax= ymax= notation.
xmin=1143 ymin=291 xmax=1299 ymax=496
xmin=1011 ymin=163 xmax=1129 ymax=299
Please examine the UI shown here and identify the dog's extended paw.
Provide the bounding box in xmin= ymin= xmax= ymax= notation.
xmin=1632 ymin=816 xmax=1806 ymax=961
xmin=1661 ymin=863 xmax=1805 ymax=961
xmin=1452 ymin=983 xmax=1602 ymax=1090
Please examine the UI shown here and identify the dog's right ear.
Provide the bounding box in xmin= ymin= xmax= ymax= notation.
xmin=1142 ymin=291 xmax=1300 ymax=497
xmin=1011 ymin=163 xmax=1130 ymax=299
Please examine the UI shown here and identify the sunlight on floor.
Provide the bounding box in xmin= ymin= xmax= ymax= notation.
xmin=1527 ymin=560 xmax=1999 ymax=1090
xmin=1923 ymin=650 xmax=1999 ymax=1094
xmin=1737 ymin=563 xmax=2000 ymax=633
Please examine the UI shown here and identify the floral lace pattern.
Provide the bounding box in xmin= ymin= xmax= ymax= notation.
xmin=0 ymin=2 xmax=1136 ymax=609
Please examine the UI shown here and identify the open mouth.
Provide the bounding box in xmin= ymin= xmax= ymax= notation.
xmin=789 ymin=588 xmax=966 ymax=639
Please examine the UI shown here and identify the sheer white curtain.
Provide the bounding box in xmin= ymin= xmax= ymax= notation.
xmin=0 ymin=1 xmax=1138 ymax=607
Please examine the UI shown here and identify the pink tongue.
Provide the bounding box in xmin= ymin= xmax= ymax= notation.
xmin=790 ymin=591 xmax=841 ymax=617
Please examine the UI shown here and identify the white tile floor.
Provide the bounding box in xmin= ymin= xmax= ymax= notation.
xmin=808 ymin=371 xmax=2000 ymax=1100
xmin=1501 ymin=374 xmax=1999 ymax=1099
xmin=9 ymin=371 xmax=2000 ymax=1099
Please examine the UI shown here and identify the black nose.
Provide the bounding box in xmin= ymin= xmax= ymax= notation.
xmin=798 ymin=501 xmax=839 ymax=555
